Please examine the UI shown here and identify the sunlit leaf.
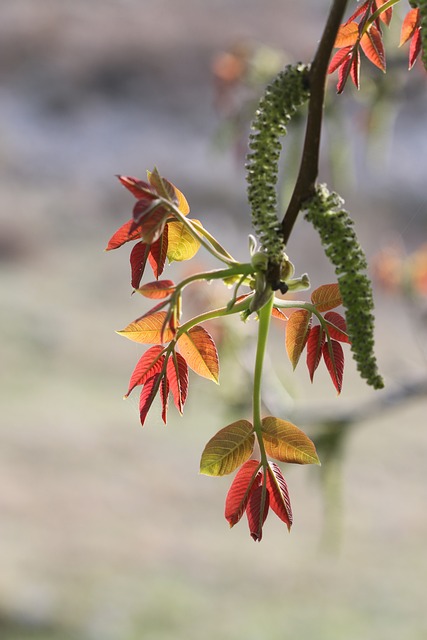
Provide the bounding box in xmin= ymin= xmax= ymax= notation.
xmin=166 ymin=352 xmax=189 ymax=413
xmin=246 ymin=484 xmax=269 ymax=542
xmin=336 ymin=51 xmax=354 ymax=93
xmin=311 ymin=283 xmax=342 ymax=311
xmin=137 ymin=280 xmax=176 ymax=299
xmin=306 ymin=325 xmax=325 ymax=382
xmin=409 ymin=27 xmax=422 ymax=69
xmin=400 ymin=8 xmax=420 ymax=46
xmin=375 ymin=0 xmax=393 ymax=26
xmin=322 ymin=339 xmax=344 ymax=394
xmin=285 ymin=309 xmax=312 ymax=369
xmin=147 ymin=169 xmax=190 ymax=215
xmin=130 ymin=241 xmax=149 ymax=289
xmin=350 ymin=47 xmax=361 ymax=89
xmin=166 ymin=220 xmax=202 ymax=262
xmin=105 ymin=219 xmax=142 ymax=251
xmin=117 ymin=175 xmax=157 ymax=200
xmin=200 ymin=420 xmax=255 ymax=476
xmin=160 ymin=376 xmax=169 ymax=424
xmin=334 ymin=21 xmax=359 ymax=47
xmin=225 ymin=459 xmax=261 ymax=528
xmin=177 ymin=325 xmax=219 ymax=382
xmin=345 ymin=0 xmax=370 ymax=25
xmin=148 ymin=226 xmax=169 ymax=279
xmin=324 ymin=311 xmax=350 ymax=343
xmin=117 ymin=311 xmax=174 ymax=344
xmin=139 ymin=373 xmax=162 ymax=427
xmin=271 ymin=307 xmax=288 ymax=321
xmin=328 ymin=46 xmax=352 ymax=74
xmin=261 ymin=416 xmax=320 ymax=465
xmin=266 ymin=462 xmax=293 ymax=531
xmin=361 ymin=24 xmax=386 ymax=71
xmin=125 ymin=345 xmax=165 ymax=397
xmin=134 ymin=201 xmax=169 ymax=245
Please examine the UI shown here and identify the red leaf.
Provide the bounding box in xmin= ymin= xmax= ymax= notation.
xmin=148 ymin=226 xmax=169 ymax=279
xmin=133 ymin=201 xmax=168 ymax=245
xmin=225 ymin=459 xmax=261 ymax=528
xmin=125 ymin=345 xmax=165 ymax=397
xmin=361 ymin=24 xmax=386 ymax=71
xmin=177 ymin=325 xmax=220 ymax=383
xmin=166 ymin=352 xmax=189 ymax=413
xmin=337 ymin=53 xmax=354 ymax=93
xmin=246 ymin=483 xmax=269 ymax=542
xmin=147 ymin=169 xmax=190 ymax=215
xmin=105 ymin=219 xmax=142 ymax=251
xmin=400 ymin=8 xmax=420 ymax=47
xmin=409 ymin=28 xmax=422 ymax=70
xmin=266 ymin=462 xmax=293 ymax=531
xmin=345 ymin=0 xmax=370 ymax=25
xmin=322 ymin=340 xmax=344 ymax=394
xmin=139 ymin=373 xmax=162 ymax=426
xmin=160 ymin=376 xmax=169 ymax=424
xmin=137 ymin=280 xmax=176 ymax=299
xmin=374 ymin=0 xmax=393 ymax=26
xmin=117 ymin=175 xmax=157 ymax=200
xmin=328 ymin=46 xmax=352 ymax=74
xmin=324 ymin=311 xmax=350 ymax=343
xmin=334 ymin=21 xmax=359 ymax=47
xmin=350 ymin=47 xmax=361 ymax=89
xmin=130 ymin=241 xmax=149 ymax=289
xmin=306 ymin=325 xmax=325 ymax=382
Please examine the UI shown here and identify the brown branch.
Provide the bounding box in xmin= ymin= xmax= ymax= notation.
xmin=281 ymin=0 xmax=349 ymax=245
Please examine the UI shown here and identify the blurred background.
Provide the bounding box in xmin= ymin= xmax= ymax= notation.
xmin=1 ymin=1 xmax=427 ymax=639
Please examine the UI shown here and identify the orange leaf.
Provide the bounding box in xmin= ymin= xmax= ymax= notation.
xmin=409 ymin=28 xmax=422 ymax=70
xmin=177 ymin=325 xmax=219 ymax=382
xmin=322 ymin=339 xmax=344 ymax=394
xmin=117 ymin=311 xmax=174 ymax=344
xmin=137 ymin=280 xmax=176 ymax=299
xmin=311 ymin=283 xmax=342 ymax=311
xmin=166 ymin=352 xmax=188 ymax=413
xmin=225 ymin=459 xmax=261 ymax=527
xmin=374 ymin=0 xmax=393 ymax=26
xmin=306 ymin=325 xmax=325 ymax=383
xmin=261 ymin=416 xmax=320 ymax=465
xmin=125 ymin=345 xmax=165 ymax=397
xmin=271 ymin=307 xmax=288 ymax=321
xmin=266 ymin=462 xmax=292 ymax=531
xmin=285 ymin=309 xmax=311 ymax=369
xmin=361 ymin=24 xmax=386 ymax=71
xmin=105 ymin=219 xmax=142 ymax=251
xmin=200 ymin=420 xmax=255 ymax=476
xmin=334 ymin=21 xmax=359 ymax=47
xmin=400 ymin=8 xmax=420 ymax=47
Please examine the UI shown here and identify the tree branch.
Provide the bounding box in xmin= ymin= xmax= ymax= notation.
xmin=281 ymin=0 xmax=349 ymax=245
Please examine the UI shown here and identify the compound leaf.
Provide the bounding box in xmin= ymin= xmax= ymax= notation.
xmin=125 ymin=345 xmax=165 ymax=397
xmin=178 ymin=325 xmax=219 ymax=382
xmin=200 ymin=420 xmax=255 ymax=476
xmin=261 ymin=416 xmax=320 ymax=465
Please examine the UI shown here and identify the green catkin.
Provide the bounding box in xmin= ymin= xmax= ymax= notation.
xmin=304 ymin=184 xmax=384 ymax=390
xmin=410 ymin=0 xmax=427 ymax=69
xmin=246 ymin=64 xmax=310 ymax=265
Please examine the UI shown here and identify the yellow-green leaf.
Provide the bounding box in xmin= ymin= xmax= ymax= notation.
xmin=261 ymin=416 xmax=320 ymax=465
xmin=311 ymin=283 xmax=342 ymax=311
xmin=200 ymin=420 xmax=254 ymax=476
xmin=285 ymin=309 xmax=311 ymax=369
xmin=166 ymin=220 xmax=202 ymax=262
xmin=116 ymin=311 xmax=174 ymax=344
xmin=177 ymin=325 xmax=219 ymax=382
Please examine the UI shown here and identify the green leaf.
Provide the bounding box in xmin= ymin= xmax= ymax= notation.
xmin=200 ymin=420 xmax=255 ymax=476
xmin=166 ymin=220 xmax=201 ymax=262
xmin=261 ymin=416 xmax=320 ymax=465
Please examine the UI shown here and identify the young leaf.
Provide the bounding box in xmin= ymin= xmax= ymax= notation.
xmin=400 ymin=8 xmax=420 ymax=46
xmin=117 ymin=175 xmax=157 ymax=200
xmin=139 ymin=373 xmax=162 ymax=427
xmin=334 ymin=21 xmax=359 ymax=47
xmin=409 ymin=28 xmax=422 ymax=70
xmin=134 ymin=202 xmax=169 ymax=245
xmin=311 ymin=283 xmax=342 ymax=311
xmin=271 ymin=307 xmax=289 ymax=321
xmin=166 ymin=352 xmax=189 ymax=413
xmin=324 ymin=311 xmax=350 ymax=343
xmin=159 ymin=375 xmax=169 ymax=424
xmin=246 ymin=483 xmax=269 ymax=542
xmin=125 ymin=345 xmax=165 ymax=397
xmin=350 ymin=47 xmax=361 ymax=89
xmin=105 ymin=219 xmax=142 ymax=251
xmin=266 ymin=462 xmax=293 ymax=531
xmin=166 ymin=220 xmax=202 ymax=262
xmin=148 ymin=226 xmax=169 ymax=279
xmin=261 ymin=416 xmax=320 ymax=465
xmin=137 ymin=280 xmax=176 ymax=299
xmin=322 ymin=339 xmax=344 ymax=394
xmin=306 ymin=325 xmax=325 ymax=382
xmin=200 ymin=420 xmax=255 ymax=476
xmin=374 ymin=0 xmax=393 ymax=26
xmin=117 ymin=311 xmax=174 ymax=344
xmin=130 ymin=241 xmax=150 ymax=289
xmin=177 ymin=325 xmax=220 ymax=383
xmin=337 ymin=51 xmax=355 ymax=93
xmin=328 ymin=46 xmax=352 ymax=74
xmin=361 ymin=24 xmax=386 ymax=71
xmin=147 ymin=169 xmax=190 ymax=215
xmin=225 ymin=459 xmax=261 ymax=527
xmin=285 ymin=309 xmax=312 ymax=369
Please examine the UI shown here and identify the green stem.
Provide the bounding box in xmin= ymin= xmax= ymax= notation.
xmin=175 ymin=295 xmax=253 ymax=339
xmin=174 ymin=264 xmax=254 ymax=295
xmin=252 ymin=295 xmax=274 ymax=465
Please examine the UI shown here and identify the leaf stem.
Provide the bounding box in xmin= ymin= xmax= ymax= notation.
xmin=252 ymin=295 xmax=274 ymax=465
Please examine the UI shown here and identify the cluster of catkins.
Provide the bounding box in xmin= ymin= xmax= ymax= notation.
xmin=304 ymin=185 xmax=384 ymax=390
xmin=246 ymin=63 xmax=310 ymax=265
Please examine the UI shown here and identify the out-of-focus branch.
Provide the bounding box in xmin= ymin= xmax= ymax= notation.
xmin=281 ymin=0 xmax=349 ymax=244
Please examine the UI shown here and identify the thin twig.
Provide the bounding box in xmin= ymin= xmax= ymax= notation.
xmin=281 ymin=0 xmax=349 ymax=245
